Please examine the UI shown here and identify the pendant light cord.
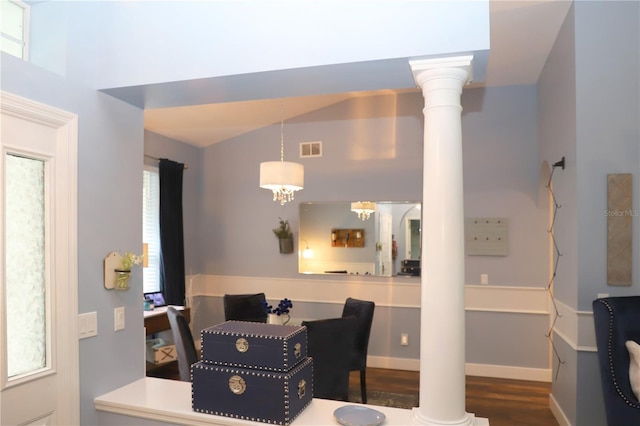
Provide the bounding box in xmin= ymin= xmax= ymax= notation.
xmin=280 ymin=117 xmax=285 ymax=162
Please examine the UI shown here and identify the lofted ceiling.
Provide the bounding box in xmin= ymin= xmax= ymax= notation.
xmin=144 ymin=0 xmax=572 ymax=148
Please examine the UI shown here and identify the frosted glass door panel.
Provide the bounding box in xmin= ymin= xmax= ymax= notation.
xmin=5 ymin=153 xmax=47 ymax=378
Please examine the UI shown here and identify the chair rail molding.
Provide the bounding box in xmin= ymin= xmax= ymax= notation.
xmin=187 ymin=274 xmax=550 ymax=314
xmin=552 ymin=298 xmax=597 ymax=352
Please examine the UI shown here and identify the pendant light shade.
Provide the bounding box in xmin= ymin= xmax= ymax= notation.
xmin=259 ymin=113 xmax=304 ymax=205
xmin=260 ymin=161 xmax=304 ymax=205
xmin=351 ymin=201 xmax=376 ymax=220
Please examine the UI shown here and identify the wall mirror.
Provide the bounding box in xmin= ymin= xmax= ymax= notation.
xmin=299 ymin=201 xmax=421 ymax=277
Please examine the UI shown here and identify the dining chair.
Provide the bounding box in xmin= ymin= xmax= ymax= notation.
xmin=166 ymin=306 xmax=199 ymax=382
xmin=223 ymin=293 xmax=268 ymax=323
xmin=302 ymin=316 xmax=357 ymax=401
xmin=341 ymin=297 xmax=375 ymax=404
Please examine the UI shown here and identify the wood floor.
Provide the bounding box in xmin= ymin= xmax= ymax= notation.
xmin=149 ymin=363 xmax=558 ymax=426
xmin=353 ymin=367 xmax=559 ymax=426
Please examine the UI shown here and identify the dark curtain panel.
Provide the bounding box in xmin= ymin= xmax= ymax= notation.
xmin=159 ymin=159 xmax=186 ymax=306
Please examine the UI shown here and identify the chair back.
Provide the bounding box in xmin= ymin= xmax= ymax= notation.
xmin=223 ymin=293 xmax=268 ymax=323
xmin=302 ymin=316 xmax=357 ymax=401
xmin=166 ymin=306 xmax=198 ymax=382
xmin=341 ymin=297 xmax=375 ymax=371
xmin=593 ymin=296 xmax=640 ymax=425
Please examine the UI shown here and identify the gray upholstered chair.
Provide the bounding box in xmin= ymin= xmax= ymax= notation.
xmin=341 ymin=297 xmax=375 ymax=404
xmin=223 ymin=293 xmax=268 ymax=323
xmin=302 ymin=316 xmax=357 ymax=401
xmin=166 ymin=306 xmax=198 ymax=382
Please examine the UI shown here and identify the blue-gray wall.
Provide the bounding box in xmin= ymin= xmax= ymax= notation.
xmin=0 ymin=2 xmax=491 ymax=424
xmin=539 ymin=2 xmax=640 ymax=425
xmin=196 ymin=89 xmax=547 ymax=285
xmin=1 ymin=50 xmax=145 ymax=425
xmin=149 ymin=85 xmax=550 ymax=374
xmin=4 ymin=1 xmax=637 ymax=424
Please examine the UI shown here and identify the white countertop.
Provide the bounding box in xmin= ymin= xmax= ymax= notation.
xmin=94 ymin=377 xmax=415 ymax=426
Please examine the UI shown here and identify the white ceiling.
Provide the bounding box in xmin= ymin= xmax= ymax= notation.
xmin=144 ymin=0 xmax=572 ymax=148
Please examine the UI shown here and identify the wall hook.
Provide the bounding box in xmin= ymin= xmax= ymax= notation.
xmin=553 ymin=156 xmax=565 ymax=170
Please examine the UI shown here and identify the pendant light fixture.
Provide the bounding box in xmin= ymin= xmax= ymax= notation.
xmin=259 ymin=113 xmax=304 ymax=205
xmin=351 ymin=201 xmax=376 ymax=220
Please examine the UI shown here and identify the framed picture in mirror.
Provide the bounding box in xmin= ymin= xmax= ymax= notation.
xmin=331 ymin=229 xmax=364 ymax=248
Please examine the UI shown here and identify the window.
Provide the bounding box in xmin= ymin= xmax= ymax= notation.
xmin=5 ymin=154 xmax=47 ymax=378
xmin=1 ymin=0 xmax=29 ymax=60
xmin=143 ymin=167 xmax=161 ymax=293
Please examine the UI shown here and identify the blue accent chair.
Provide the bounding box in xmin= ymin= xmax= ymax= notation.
xmin=593 ymin=296 xmax=640 ymax=425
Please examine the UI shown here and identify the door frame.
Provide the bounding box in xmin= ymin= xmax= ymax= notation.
xmin=0 ymin=91 xmax=79 ymax=424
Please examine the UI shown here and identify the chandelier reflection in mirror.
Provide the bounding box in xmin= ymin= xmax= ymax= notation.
xmin=351 ymin=201 xmax=376 ymax=220
xmin=259 ymin=116 xmax=304 ymax=205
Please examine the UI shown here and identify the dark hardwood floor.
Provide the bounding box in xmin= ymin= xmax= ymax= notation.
xmin=353 ymin=368 xmax=558 ymax=426
xmin=149 ymin=363 xmax=558 ymax=426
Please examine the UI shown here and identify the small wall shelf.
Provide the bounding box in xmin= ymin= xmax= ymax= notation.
xmin=331 ymin=228 xmax=365 ymax=248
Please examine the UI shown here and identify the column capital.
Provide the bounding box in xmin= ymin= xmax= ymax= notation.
xmin=409 ymin=55 xmax=474 ymax=88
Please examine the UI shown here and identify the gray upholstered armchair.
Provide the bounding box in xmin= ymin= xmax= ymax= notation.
xmin=593 ymin=296 xmax=640 ymax=425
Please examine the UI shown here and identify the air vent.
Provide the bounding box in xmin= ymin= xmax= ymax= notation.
xmin=300 ymin=141 xmax=322 ymax=158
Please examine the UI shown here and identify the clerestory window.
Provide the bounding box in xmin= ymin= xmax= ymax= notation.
xmin=1 ymin=0 xmax=29 ymax=60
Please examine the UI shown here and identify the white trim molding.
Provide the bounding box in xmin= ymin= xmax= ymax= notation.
xmin=552 ymin=299 xmax=597 ymax=352
xmin=367 ymin=357 xmax=550 ymax=382
xmin=465 ymin=285 xmax=550 ymax=314
xmin=550 ymin=393 xmax=571 ymax=426
xmin=187 ymin=275 xmax=550 ymax=315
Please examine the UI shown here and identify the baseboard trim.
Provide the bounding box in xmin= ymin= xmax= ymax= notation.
xmin=549 ymin=392 xmax=571 ymax=426
xmin=368 ymin=356 xmax=421 ymax=371
xmin=465 ymin=362 xmax=551 ymax=382
xmin=367 ymin=356 xmax=551 ymax=382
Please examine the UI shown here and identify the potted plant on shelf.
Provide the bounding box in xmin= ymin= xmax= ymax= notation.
xmin=273 ymin=217 xmax=294 ymax=254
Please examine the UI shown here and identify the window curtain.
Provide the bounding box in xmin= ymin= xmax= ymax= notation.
xmin=159 ymin=159 xmax=185 ymax=306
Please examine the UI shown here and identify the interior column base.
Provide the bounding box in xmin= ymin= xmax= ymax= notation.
xmin=410 ymin=409 xmax=489 ymax=426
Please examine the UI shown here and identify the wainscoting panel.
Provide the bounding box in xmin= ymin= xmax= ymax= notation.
xmin=553 ymin=299 xmax=597 ymax=352
xmin=187 ymin=275 xmax=551 ymax=313
xmin=186 ymin=275 xmax=552 ymax=381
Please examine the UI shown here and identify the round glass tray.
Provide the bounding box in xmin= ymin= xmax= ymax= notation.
xmin=334 ymin=405 xmax=386 ymax=426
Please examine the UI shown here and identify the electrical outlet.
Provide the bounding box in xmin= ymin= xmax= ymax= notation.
xmin=480 ymin=274 xmax=489 ymax=285
xmin=597 ymin=293 xmax=609 ymax=299
xmin=114 ymin=307 xmax=125 ymax=331
xmin=401 ymin=333 xmax=409 ymax=346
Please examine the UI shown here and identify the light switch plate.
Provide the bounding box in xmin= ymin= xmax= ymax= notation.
xmin=79 ymin=311 xmax=97 ymax=339
xmin=114 ymin=307 xmax=125 ymax=331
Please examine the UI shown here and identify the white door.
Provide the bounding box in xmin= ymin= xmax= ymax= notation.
xmin=0 ymin=92 xmax=79 ymax=425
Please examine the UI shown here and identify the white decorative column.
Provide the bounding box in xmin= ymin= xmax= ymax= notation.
xmin=409 ymin=56 xmax=479 ymax=426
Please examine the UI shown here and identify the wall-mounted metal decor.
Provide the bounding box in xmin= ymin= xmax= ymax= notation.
xmin=546 ymin=156 xmax=565 ymax=381
xmin=465 ymin=218 xmax=509 ymax=256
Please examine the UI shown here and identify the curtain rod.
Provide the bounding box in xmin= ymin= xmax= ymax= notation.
xmin=144 ymin=155 xmax=189 ymax=169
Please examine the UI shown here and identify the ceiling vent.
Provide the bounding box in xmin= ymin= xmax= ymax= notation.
xmin=300 ymin=141 xmax=322 ymax=158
